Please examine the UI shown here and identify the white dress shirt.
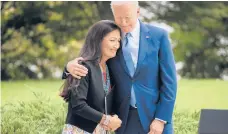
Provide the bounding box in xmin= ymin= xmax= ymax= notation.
xmin=122 ymin=19 xmax=140 ymax=69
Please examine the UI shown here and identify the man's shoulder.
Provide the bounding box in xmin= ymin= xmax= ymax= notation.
xmin=141 ymin=21 xmax=167 ymax=37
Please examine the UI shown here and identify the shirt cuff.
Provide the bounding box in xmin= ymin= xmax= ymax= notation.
xmin=155 ymin=118 xmax=167 ymax=124
xmin=64 ymin=67 xmax=70 ymax=76
xmin=65 ymin=72 xmax=70 ymax=76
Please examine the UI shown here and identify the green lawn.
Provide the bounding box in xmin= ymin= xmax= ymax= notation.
xmin=175 ymin=79 xmax=228 ymax=111
xmin=1 ymin=80 xmax=64 ymax=105
xmin=1 ymin=79 xmax=228 ymax=111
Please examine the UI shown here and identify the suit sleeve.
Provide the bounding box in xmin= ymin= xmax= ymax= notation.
xmin=62 ymin=66 xmax=69 ymax=79
xmin=155 ymin=31 xmax=177 ymax=123
xmin=69 ymin=67 xmax=103 ymax=123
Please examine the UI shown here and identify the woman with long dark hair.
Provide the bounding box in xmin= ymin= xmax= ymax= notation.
xmin=60 ymin=20 xmax=122 ymax=134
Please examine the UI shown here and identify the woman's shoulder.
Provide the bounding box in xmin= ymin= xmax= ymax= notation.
xmin=80 ymin=61 xmax=100 ymax=82
xmin=81 ymin=60 xmax=98 ymax=72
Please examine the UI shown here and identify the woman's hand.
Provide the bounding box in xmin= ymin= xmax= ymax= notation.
xmin=99 ymin=115 xmax=111 ymax=131
xmin=108 ymin=114 xmax=122 ymax=131
xmin=100 ymin=114 xmax=122 ymax=131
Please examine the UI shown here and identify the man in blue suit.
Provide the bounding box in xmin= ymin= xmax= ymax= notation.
xmin=63 ymin=1 xmax=177 ymax=134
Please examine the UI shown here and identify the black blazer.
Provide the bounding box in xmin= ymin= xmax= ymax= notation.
xmin=64 ymin=61 xmax=115 ymax=133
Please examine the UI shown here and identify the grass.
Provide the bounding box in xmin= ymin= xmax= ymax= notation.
xmin=2 ymin=79 xmax=228 ymax=110
xmin=175 ymin=79 xmax=228 ymax=111
xmin=1 ymin=80 xmax=64 ymax=105
xmin=1 ymin=79 xmax=227 ymax=134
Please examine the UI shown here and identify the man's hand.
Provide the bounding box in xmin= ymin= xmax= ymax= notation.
xmin=66 ymin=57 xmax=88 ymax=79
xmin=148 ymin=119 xmax=165 ymax=134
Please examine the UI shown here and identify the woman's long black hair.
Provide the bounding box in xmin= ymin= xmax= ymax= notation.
xmin=60 ymin=20 xmax=121 ymax=101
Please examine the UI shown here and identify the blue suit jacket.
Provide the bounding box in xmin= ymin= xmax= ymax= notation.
xmin=107 ymin=21 xmax=177 ymax=134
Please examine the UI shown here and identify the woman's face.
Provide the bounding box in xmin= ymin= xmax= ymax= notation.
xmin=101 ymin=29 xmax=121 ymax=60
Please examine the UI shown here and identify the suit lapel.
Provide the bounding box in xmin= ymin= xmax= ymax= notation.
xmin=134 ymin=22 xmax=150 ymax=77
xmin=116 ymin=22 xmax=150 ymax=78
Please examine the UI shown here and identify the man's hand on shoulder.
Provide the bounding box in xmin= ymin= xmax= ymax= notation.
xmin=66 ymin=57 xmax=88 ymax=79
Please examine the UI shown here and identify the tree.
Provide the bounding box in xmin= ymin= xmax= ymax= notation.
xmin=1 ymin=1 xmax=101 ymax=80
xmin=2 ymin=1 xmax=227 ymax=80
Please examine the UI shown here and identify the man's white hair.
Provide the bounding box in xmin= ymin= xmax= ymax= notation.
xmin=110 ymin=1 xmax=139 ymax=12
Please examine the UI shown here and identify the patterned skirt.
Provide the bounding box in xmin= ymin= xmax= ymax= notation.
xmin=62 ymin=124 xmax=112 ymax=134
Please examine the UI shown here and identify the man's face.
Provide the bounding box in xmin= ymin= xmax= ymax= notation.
xmin=112 ymin=4 xmax=140 ymax=33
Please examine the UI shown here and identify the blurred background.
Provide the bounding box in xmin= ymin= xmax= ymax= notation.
xmin=1 ymin=1 xmax=228 ymax=134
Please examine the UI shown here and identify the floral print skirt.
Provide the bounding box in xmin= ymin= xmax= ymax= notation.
xmin=62 ymin=124 xmax=112 ymax=134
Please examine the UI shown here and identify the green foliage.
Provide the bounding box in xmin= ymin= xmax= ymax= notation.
xmin=1 ymin=92 xmax=67 ymax=134
xmin=1 ymin=1 xmax=228 ymax=80
xmin=173 ymin=109 xmax=200 ymax=134
xmin=1 ymin=1 xmax=101 ymax=80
